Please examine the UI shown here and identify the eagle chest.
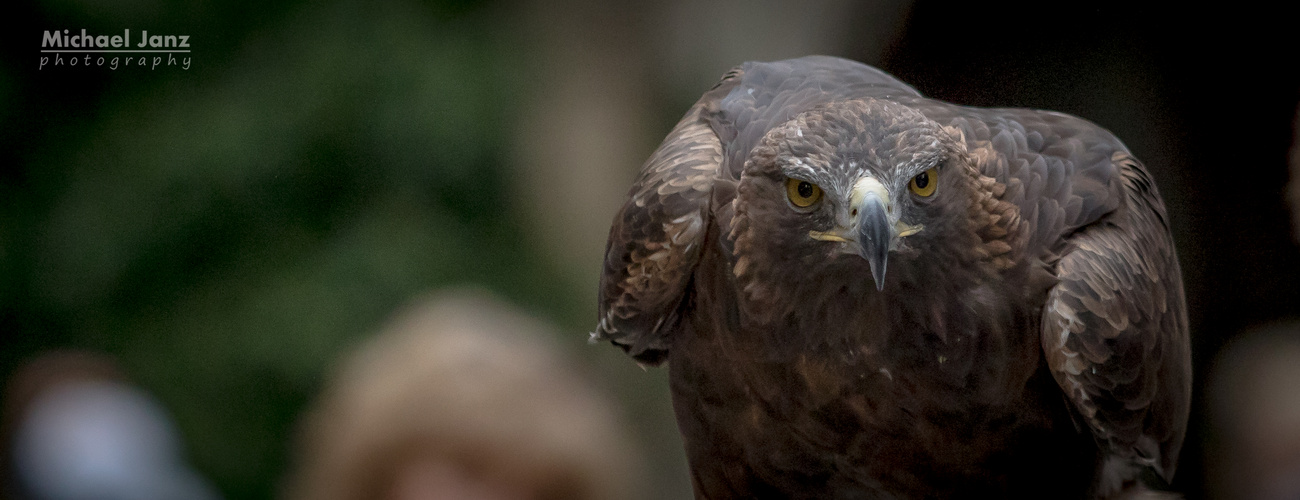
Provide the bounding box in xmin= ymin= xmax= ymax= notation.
xmin=668 ymin=251 xmax=1073 ymax=496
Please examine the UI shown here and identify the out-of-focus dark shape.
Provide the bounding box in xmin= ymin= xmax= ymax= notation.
xmin=286 ymin=290 xmax=642 ymax=500
xmin=1290 ymin=104 xmax=1300 ymax=244
xmin=2 ymin=351 xmax=221 ymax=500
xmin=1207 ymin=323 xmax=1300 ymax=500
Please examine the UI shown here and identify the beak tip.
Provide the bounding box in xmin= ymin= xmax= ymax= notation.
xmin=868 ymin=259 xmax=887 ymax=291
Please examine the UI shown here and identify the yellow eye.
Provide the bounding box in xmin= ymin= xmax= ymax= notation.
xmin=908 ymin=167 xmax=938 ymax=197
xmin=785 ymin=178 xmax=823 ymax=208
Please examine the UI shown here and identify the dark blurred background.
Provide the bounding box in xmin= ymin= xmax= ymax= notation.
xmin=3 ymin=1 xmax=1298 ymax=499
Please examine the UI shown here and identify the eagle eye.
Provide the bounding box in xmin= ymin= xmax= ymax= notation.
xmin=785 ymin=178 xmax=823 ymax=208
xmin=908 ymin=167 xmax=939 ymax=197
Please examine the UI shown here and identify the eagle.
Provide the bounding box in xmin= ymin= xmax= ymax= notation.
xmin=593 ymin=56 xmax=1191 ymax=499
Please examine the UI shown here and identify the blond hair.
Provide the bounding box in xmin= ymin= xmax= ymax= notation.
xmin=286 ymin=290 xmax=641 ymax=500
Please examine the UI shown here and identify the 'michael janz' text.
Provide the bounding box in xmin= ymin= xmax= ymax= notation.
xmin=39 ymin=29 xmax=192 ymax=70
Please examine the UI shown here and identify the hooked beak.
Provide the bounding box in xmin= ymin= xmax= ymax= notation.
xmin=851 ymin=177 xmax=892 ymax=290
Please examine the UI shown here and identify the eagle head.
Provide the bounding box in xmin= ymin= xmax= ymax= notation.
xmin=730 ymin=98 xmax=991 ymax=320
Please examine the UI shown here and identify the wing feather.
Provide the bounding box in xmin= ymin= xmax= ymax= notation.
xmin=593 ymin=69 xmax=741 ymax=364
xmin=1041 ymin=157 xmax=1191 ymax=493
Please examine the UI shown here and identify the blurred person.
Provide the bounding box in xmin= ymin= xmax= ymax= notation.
xmin=285 ymin=289 xmax=642 ymax=500
xmin=1207 ymin=324 xmax=1300 ymax=500
xmin=1202 ymin=105 xmax=1300 ymax=500
xmin=1 ymin=351 xmax=222 ymax=500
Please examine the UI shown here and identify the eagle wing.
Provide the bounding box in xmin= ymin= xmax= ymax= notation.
xmin=1040 ymin=154 xmax=1191 ymax=491
xmin=933 ymin=105 xmax=1191 ymax=492
xmin=593 ymin=69 xmax=741 ymax=364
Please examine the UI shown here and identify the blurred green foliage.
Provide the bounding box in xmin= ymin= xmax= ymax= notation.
xmin=3 ymin=0 xmax=620 ymax=498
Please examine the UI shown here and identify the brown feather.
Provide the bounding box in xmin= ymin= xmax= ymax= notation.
xmin=594 ymin=67 xmax=742 ymax=364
